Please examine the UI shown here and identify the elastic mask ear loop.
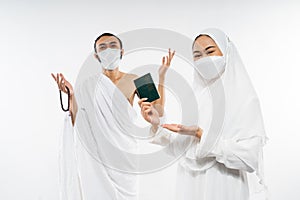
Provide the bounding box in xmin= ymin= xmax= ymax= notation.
xmin=59 ymin=86 xmax=70 ymax=112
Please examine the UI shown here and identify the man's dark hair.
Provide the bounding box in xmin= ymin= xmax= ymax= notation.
xmin=94 ymin=33 xmax=123 ymax=53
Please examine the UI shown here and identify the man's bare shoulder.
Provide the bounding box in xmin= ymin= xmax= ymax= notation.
xmin=121 ymin=72 xmax=139 ymax=81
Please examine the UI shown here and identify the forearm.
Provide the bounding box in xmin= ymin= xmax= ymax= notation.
xmin=69 ymin=94 xmax=78 ymax=126
xmin=154 ymin=76 xmax=165 ymax=116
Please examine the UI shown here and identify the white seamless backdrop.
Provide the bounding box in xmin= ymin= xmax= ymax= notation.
xmin=0 ymin=0 xmax=299 ymax=200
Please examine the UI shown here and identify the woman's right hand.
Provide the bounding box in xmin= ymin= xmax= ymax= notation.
xmin=162 ymin=124 xmax=203 ymax=138
xmin=51 ymin=73 xmax=74 ymax=96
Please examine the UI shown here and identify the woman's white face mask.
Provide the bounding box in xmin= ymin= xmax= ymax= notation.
xmin=194 ymin=56 xmax=226 ymax=80
xmin=97 ymin=48 xmax=121 ymax=70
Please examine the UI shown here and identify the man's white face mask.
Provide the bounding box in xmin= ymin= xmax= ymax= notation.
xmin=97 ymin=48 xmax=121 ymax=70
xmin=194 ymin=56 xmax=226 ymax=80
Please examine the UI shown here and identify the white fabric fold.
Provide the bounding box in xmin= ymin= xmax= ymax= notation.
xmin=59 ymin=114 xmax=83 ymax=200
xmin=60 ymin=73 xmax=140 ymax=200
xmin=150 ymin=28 xmax=268 ymax=200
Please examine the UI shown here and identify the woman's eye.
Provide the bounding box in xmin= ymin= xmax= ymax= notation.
xmin=207 ymin=51 xmax=214 ymax=54
xmin=194 ymin=55 xmax=201 ymax=58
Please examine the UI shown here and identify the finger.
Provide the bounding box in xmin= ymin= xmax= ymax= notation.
xmin=141 ymin=107 xmax=152 ymax=116
xmin=61 ymin=78 xmax=66 ymax=89
xmin=60 ymin=73 xmax=64 ymax=81
xmin=162 ymin=124 xmax=175 ymax=128
xmin=51 ymin=73 xmax=57 ymax=81
xmin=141 ymin=104 xmax=152 ymax=112
xmin=162 ymin=56 xmax=166 ymax=65
xmin=141 ymin=103 xmax=151 ymax=108
xmin=166 ymin=56 xmax=170 ymax=66
xmin=138 ymin=99 xmax=149 ymax=107
xmin=141 ymin=104 xmax=151 ymax=111
xmin=138 ymin=98 xmax=148 ymax=107
xmin=141 ymin=102 xmax=152 ymax=108
xmin=56 ymin=73 xmax=60 ymax=86
xmin=141 ymin=102 xmax=152 ymax=107
xmin=145 ymin=108 xmax=152 ymax=114
xmin=60 ymin=73 xmax=67 ymax=83
xmin=62 ymin=82 xmax=66 ymax=92
xmin=168 ymin=48 xmax=171 ymax=59
xmin=58 ymin=74 xmax=63 ymax=90
xmin=141 ymin=106 xmax=150 ymax=112
xmin=171 ymin=50 xmax=175 ymax=60
xmin=170 ymin=51 xmax=175 ymax=64
xmin=165 ymin=124 xmax=181 ymax=130
xmin=60 ymin=73 xmax=66 ymax=84
xmin=162 ymin=126 xmax=171 ymax=131
xmin=138 ymin=98 xmax=147 ymax=103
xmin=59 ymin=74 xmax=67 ymax=92
xmin=162 ymin=124 xmax=180 ymax=132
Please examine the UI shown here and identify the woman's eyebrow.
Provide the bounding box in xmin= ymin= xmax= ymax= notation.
xmin=205 ymin=46 xmax=215 ymax=51
xmin=193 ymin=50 xmax=202 ymax=54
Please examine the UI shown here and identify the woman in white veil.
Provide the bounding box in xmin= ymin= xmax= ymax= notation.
xmin=139 ymin=28 xmax=268 ymax=200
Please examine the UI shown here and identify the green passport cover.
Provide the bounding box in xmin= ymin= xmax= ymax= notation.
xmin=134 ymin=73 xmax=160 ymax=102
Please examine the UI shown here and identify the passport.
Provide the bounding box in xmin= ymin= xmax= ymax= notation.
xmin=134 ymin=73 xmax=160 ymax=102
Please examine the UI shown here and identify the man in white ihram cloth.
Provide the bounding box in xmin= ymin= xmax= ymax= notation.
xmin=51 ymin=33 xmax=175 ymax=200
xmin=139 ymin=28 xmax=268 ymax=200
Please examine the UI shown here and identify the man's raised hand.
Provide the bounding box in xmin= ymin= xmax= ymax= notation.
xmin=51 ymin=73 xmax=74 ymax=95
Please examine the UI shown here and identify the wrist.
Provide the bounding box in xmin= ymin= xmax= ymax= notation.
xmin=151 ymin=124 xmax=159 ymax=133
xmin=69 ymin=89 xmax=74 ymax=97
xmin=159 ymin=75 xmax=165 ymax=83
xmin=151 ymin=120 xmax=160 ymax=127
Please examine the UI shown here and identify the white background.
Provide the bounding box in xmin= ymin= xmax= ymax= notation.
xmin=1 ymin=0 xmax=300 ymax=199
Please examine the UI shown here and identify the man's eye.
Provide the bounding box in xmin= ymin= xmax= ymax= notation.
xmin=194 ymin=55 xmax=201 ymax=58
xmin=207 ymin=51 xmax=214 ymax=54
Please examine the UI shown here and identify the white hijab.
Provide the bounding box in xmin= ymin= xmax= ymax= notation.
xmin=187 ymin=28 xmax=267 ymax=194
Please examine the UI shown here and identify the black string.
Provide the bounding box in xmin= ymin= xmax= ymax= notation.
xmin=59 ymin=86 xmax=70 ymax=112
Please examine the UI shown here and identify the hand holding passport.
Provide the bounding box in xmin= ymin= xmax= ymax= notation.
xmin=134 ymin=73 xmax=160 ymax=102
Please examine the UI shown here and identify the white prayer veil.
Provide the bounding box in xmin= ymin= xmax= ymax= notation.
xmin=190 ymin=28 xmax=268 ymax=196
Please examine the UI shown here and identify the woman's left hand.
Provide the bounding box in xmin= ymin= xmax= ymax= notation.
xmin=158 ymin=48 xmax=175 ymax=81
xmin=162 ymin=124 xmax=202 ymax=138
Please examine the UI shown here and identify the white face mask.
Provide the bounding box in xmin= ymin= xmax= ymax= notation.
xmin=194 ymin=56 xmax=226 ymax=80
xmin=97 ymin=48 xmax=121 ymax=70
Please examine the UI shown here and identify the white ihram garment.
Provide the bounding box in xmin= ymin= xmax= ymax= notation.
xmin=59 ymin=73 xmax=139 ymax=200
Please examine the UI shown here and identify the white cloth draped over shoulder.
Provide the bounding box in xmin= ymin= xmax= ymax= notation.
xmin=151 ymin=28 xmax=268 ymax=200
xmin=59 ymin=73 xmax=140 ymax=200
